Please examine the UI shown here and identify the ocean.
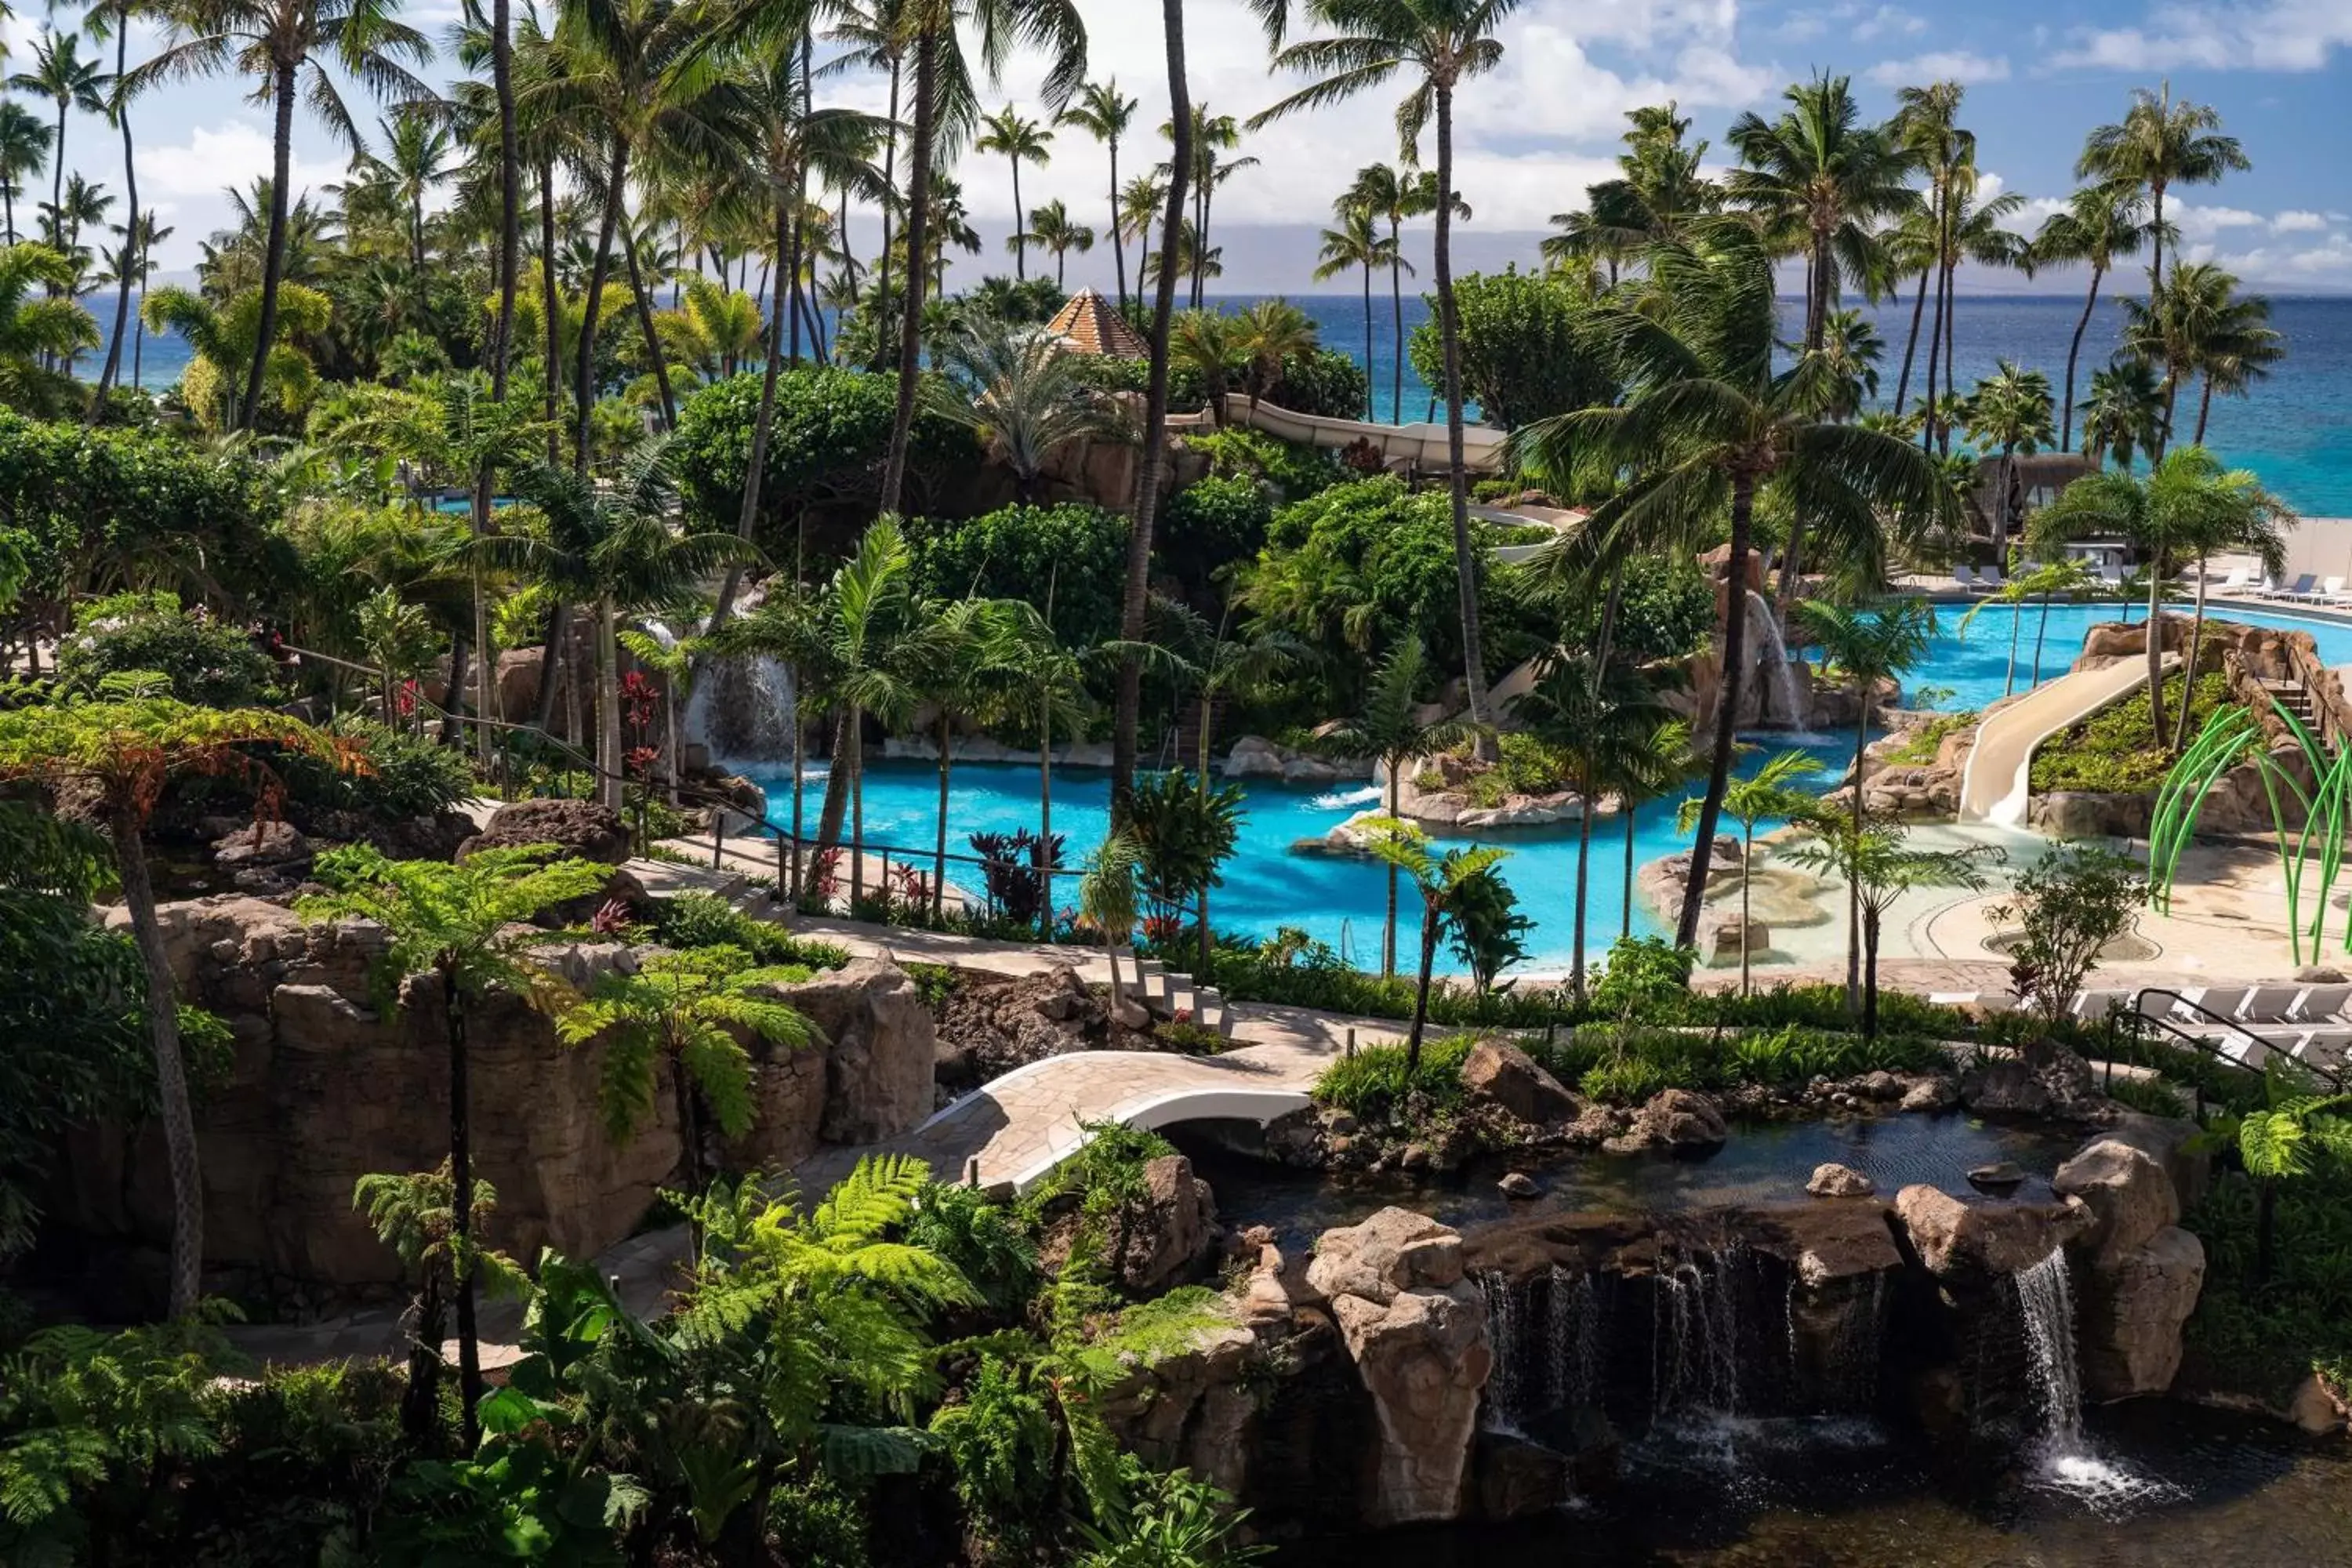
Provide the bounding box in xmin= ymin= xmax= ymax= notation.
xmin=78 ymin=288 xmax=2352 ymax=515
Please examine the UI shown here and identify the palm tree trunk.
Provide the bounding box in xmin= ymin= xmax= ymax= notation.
xmin=1109 ymin=0 xmax=1190 ymax=805
xmin=1108 ymin=132 xmax=1126 ymax=312
xmin=2171 ymin=569 xmax=2209 ymax=755
xmin=1432 ymin=83 xmax=1492 ymax=760
xmin=877 ymin=28 xmax=940 ymax=516
xmin=934 ymin=714 xmax=952 ymax=923
xmin=2195 ymin=379 xmax=2216 ymax=447
xmin=442 ymin=965 xmax=482 ymax=1452
xmin=1740 ymin=820 xmax=1754 ymax=996
xmin=575 ymin=143 xmax=630 ymax=472
xmin=2005 ymin=589 xmax=2021 ymax=697
xmin=817 ymin=707 xmax=852 ymax=855
xmin=1939 ymin=253 xmax=1959 ymax=456
xmin=2150 ymin=184 xmax=2166 ymax=298
xmin=95 ymin=24 xmax=134 ymax=405
xmin=1406 ymin=907 xmax=1439 ymax=1074
xmin=1893 ymin=266 xmax=1928 ymax=418
xmin=597 ymin=596 xmax=622 ymax=811
xmin=1571 ymin=771 xmax=1595 ymax=998
xmin=1384 ymin=765 xmax=1400 ymax=977
xmin=789 ymin=688 xmax=806 ymax=902
xmin=620 ymin=210 xmax=677 ymax=429
xmin=490 ymin=0 xmax=519 ymax=405
xmin=1361 ymin=262 xmax=1374 ymax=418
xmin=873 ymin=56 xmax=899 ymax=367
xmin=1622 ymin=803 xmax=1637 ymax=942
xmin=2032 ymin=588 xmax=2056 ymax=689
xmin=851 ymin=720 xmax=866 ymax=909
xmin=110 ymin=808 xmax=203 ymax=1319
xmin=1678 ymin=477 xmax=1755 ymax=948
xmin=1919 ymin=185 xmax=1945 ymax=453
xmin=1847 ymin=697 xmax=1868 ymax=1011
xmin=2063 ymin=263 xmax=2103 ymax=451
xmin=539 ymin=158 xmax=561 ymax=464
xmin=1009 ymin=154 xmax=1025 ymax=281
xmin=1863 ymin=903 xmax=1882 ymax=1040
xmin=2145 ymin=559 xmax=2167 ymax=738
xmin=709 ymin=202 xmax=793 ymax=633
xmin=1388 ymin=219 xmax=1403 ymax=425
xmin=239 ymin=64 xmax=300 ymax=431
xmin=787 ymin=204 xmax=804 ymax=367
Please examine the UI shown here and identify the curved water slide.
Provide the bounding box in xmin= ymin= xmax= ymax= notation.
xmin=1958 ymin=654 xmax=2180 ymax=826
xmin=1180 ymin=395 xmax=1510 ymax=472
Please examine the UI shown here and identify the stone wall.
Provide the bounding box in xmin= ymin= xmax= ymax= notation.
xmin=56 ymin=896 xmax=934 ymax=1313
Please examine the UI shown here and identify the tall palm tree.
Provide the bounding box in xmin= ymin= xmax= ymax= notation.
xmin=1677 ymin=749 xmax=1819 ymax=995
xmin=1889 ymin=82 xmax=1966 ymax=443
xmin=1512 ymin=219 xmax=1959 ymax=947
xmin=1024 ymin=197 xmax=1093 ymax=287
xmin=1058 ymin=78 xmax=1137 ymax=309
xmin=1791 ymin=596 xmax=1936 ymax=1008
xmin=1319 ymin=634 xmax=1474 ymax=975
xmin=10 ymin=31 xmax=107 ymax=231
xmin=114 ymin=211 xmax=171 ymax=389
xmin=874 ymin=0 xmax=1087 ymax=517
xmin=1964 ymin=359 xmax=2056 ymax=543
xmin=2031 ymin=445 xmax=2288 ymax=747
xmin=1344 ymin=161 xmax=1436 ymax=423
xmin=818 ymin=0 xmax=909 ymax=356
xmin=1815 ymin=307 xmax=1883 ymax=421
xmin=2080 ymin=356 xmax=2164 ymax=470
xmin=1608 ymin=716 xmax=1699 ymax=942
xmin=1359 ymin=818 xmax=1508 ymax=1071
xmin=977 ymin=103 xmax=1053 ymax=281
xmin=127 ymin=0 xmax=431 ymax=430
xmin=1544 ymin=103 xmax=1719 ymax=288
xmin=2121 ymin=260 xmax=2278 ymax=461
xmin=80 ymin=0 xmax=145 ymax=403
xmin=2031 ymin=180 xmax=2154 ymax=452
xmin=1116 ymin=170 xmax=1165 ymax=282
xmin=1254 ymin=0 xmax=1517 ymax=761
xmin=0 ymin=102 xmax=51 ymax=247
xmin=1726 ymin=73 xmax=1911 ymax=354
xmin=0 ymin=243 xmax=99 ymax=415
xmin=1918 ymin=176 xmax=2032 ymax=456
xmin=2078 ymin=82 xmax=2249 ymax=298
xmin=1315 ymin=199 xmax=1392 ymax=408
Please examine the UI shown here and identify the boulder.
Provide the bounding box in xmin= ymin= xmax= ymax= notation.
xmin=1459 ymin=1039 xmax=1580 ymax=1127
xmin=1900 ymin=1075 xmax=1959 ymax=1113
xmin=1966 ymin=1162 xmax=2027 ymax=1192
xmin=1116 ymin=1155 xmax=1220 ymax=1295
xmin=1306 ymin=1207 xmax=1465 ymax=1304
xmin=458 ymin=797 xmax=633 ymax=864
xmin=1807 ymin=1163 xmax=1875 ymax=1198
xmin=1603 ymin=1088 xmax=1729 ymax=1154
xmin=2076 ymin=1225 xmax=2205 ymax=1399
xmin=1893 ymin=1184 xmax=2089 ymax=1281
xmin=1497 ymin=1171 xmax=1541 ymax=1200
xmin=1702 ymin=911 xmax=1769 ymax=967
xmin=1472 ymin=1431 xmax=1571 ymax=1521
xmin=1321 ymin=1240 xmax=1491 ymax=1524
xmin=2028 ymin=790 xmax=2154 ymax=840
xmin=775 ymin=958 xmax=937 ymax=1145
xmin=1961 ymin=1040 xmax=2101 ymax=1120
xmin=212 ymin=819 xmax=309 ymax=868
xmin=2053 ymin=1137 xmax=2180 ymax=1263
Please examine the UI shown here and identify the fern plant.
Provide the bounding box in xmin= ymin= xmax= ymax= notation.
xmin=352 ymin=1165 xmax=527 ymax=1443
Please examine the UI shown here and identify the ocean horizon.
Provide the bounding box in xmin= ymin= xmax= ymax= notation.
xmin=77 ymin=288 xmax=2352 ymax=517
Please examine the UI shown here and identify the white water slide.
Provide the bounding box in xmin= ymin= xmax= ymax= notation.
xmin=1958 ymin=654 xmax=2181 ymax=826
xmin=1174 ymin=395 xmax=1510 ymax=472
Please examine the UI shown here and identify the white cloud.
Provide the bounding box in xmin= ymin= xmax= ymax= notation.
xmin=1853 ymin=5 xmax=1929 ymax=42
xmin=2050 ymin=0 xmax=2352 ymax=72
xmin=1782 ymin=3 xmax=1922 ymax=43
xmin=1864 ymin=50 xmax=2009 ymax=85
xmin=2272 ymin=209 xmax=2332 ymax=233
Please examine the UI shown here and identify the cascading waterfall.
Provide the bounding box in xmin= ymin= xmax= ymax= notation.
xmin=1479 ymin=1266 xmax=1605 ymax=1432
xmin=1653 ymin=1245 xmax=1750 ymax=1419
xmin=1743 ymin=590 xmax=1804 ymax=731
xmin=2016 ymin=1249 xmax=2085 ymax=1453
xmin=655 ymin=612 xmax=797 ymax=772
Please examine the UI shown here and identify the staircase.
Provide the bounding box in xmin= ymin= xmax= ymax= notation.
xmin=1120 ymin=949 xmax=1236 ymax=1040
xmin=2259 ymin=674 xmax=2321 ymax=731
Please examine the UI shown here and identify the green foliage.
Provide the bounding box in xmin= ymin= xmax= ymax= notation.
xmin=2031 ymin=670 xmax=2230 ymax=793
xmin=1181 ymin=426 xmax=1342 ymax=503
xmin=1121 ymin=771 xmax=1247 ymax=935
xmin=1588 ymin=936 xmax=1696 ymax=1017
xmin=1087 ymin=1288 xmax=1240 ymax=1367
xmin=648 ymin=891 xmax=851 ymax=971
xmin=1985 ymin=843 xmax=2149 ymax=1026
xmin=1446 ymin=862 xmax=1534 ymax=995
xmin=1160 ymin=474 xmax=1276 ymax=590
xmin=1406 ymin=265 xmax=1621 ymax=433
xmin=54 ymin=590 xmax=278 ymax=708
xmin=1073 ymin=1464 xmax=1271 ymax=1567
xmin=1540 ymin=1020 xmax=1944 ymax=1103
xmin=668 ymin=366 xmax=980 ymax=542
xmin=1439 ymin=731 xmax=1572 ymax=808
xmin=905 ymin=1183 xmax=1039 ymax=1319
xmin=1882 ymin=710 xmax=1977 ymax=766
xmin=904 ymin=501 xmax=1129 ymax=652
xmin=1205 ymin=929 xmax=1560 ymax=1029
xmin=764 ymin=1477 xmax=871 ymax=1566
xmin=1555 ymin=554 xmax=1715 ymax=665
xmin=928 ymin=1352 xmax=1055 ymax=1532
xmin=1312 ymin=1034 xmax=1475 ymax=1118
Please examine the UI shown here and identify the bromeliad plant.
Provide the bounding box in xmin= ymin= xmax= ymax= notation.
xmin=2153 ymin=699 xmax=2351 ymax=965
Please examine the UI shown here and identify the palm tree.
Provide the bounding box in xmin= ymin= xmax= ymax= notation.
xmin=2031 ymin=180 xmax=2154 ymax=451
xmin=1608 ymin=717 xmax=1700 ymax=942
xmin=10 ymin=31 xmax=107 ymax=234
xmin=1314 ymin=201 xmax=1393 ymax=409
xmin=2080 ymin=357 xmax=2165 ymax=470
xmin=1889 ymin=82 xmax=1966 ymax=445
xmin=1359 ymin=818 xmax=1508 ymax=1072
xmin=1544 ymin=103 xmax=1719 ymax=288
xmin=1726 ymin=73 xmax=1911 ymax=354
xmin=1254 ymin=0 xmax=1519 ymax=762
xmin=977 ymin=103 xmax=1053 ymax=281
xmin=1059 ymin=78 xmax=1138 ymax=309
xmin=2018 ymin=555 xmax=2099 ymax=688
xmin=1791 ymin=596 xmax=1936 ymax=1008
xmin=1677 ymin=749 xmax=1820 ymax=994
xmin=1024 ymin=198 xmax=1094 ymax=287
xmin=1116 ymin=171 xmax=1167 ymax=284
xmin=1782 ymin=815 xmax=1996 ymax=1036
xmin=300 ymin=843 xmax=609 ymax=1448
xmin=0 ymin=244 xmax=98 ymax=416
xmin=925 ymin=311 xmax=1120 ymax=500
xmin=980 ymin=599 xmax=1095 ymax=931
xmin=1319 ymin=635 xmax=1474 ymax=975
xmin=1342 ymin=162 xmax=1431 ymax=423
xmin=874 ymin=0 xmax=1087 ymax=516
xmin=1076 ymin=830 xmax=1144 ymax=1004
xmin=1519 ymin=652 xmax=1671 ymax=995
xmin=140 ymin=281 xmax=332 ymax=430
xmin=1168 ymin=307 xmax=1240 ymax=418
xmin=1512 ymin=220 xmax=1960 ymax=948
xmin=2123 ymin=261 xmax=2284 ymax=453
xmin=2030 ymin=445 xmax=2289 ymax=747
xmin=1815 ymin=307 xmax=1883 ymax=421
xmin=127 ymin=0 xmax=431 ymax=431
xmin=0 ymin=101 xmax=51 ymax=247
xmin=1232 ymin=296 xmax=1317 ymax=412
xmin=80 ymin=0 xmax=147 ymax=403
xmin=1965 ymin=359 xmax=2057 ymax=543
xmin=558 ymin=947 xmax=815 ymax=1196
xmin=0 ymin=701 xmax=347 ymax=1321
xmin=2078 ymin=83 xmax=2249 ymax=298
xmin=2154 ymin=454 xmax=2289 ymax=752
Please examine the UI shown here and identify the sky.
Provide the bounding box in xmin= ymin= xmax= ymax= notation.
xmin=17 ymin=0 xmax=2352 ymax=297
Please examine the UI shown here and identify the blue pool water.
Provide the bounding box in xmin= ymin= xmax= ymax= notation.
xmin=755 ymin=600 xmax=2352 ymax=977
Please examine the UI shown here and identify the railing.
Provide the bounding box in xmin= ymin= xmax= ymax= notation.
xmin=2128 ymin=986 xmax=2347 ymax=1100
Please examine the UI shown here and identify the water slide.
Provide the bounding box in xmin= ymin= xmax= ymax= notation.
xmin=1173 ymin=395 xmax=1509 ymax=472
xmin=1958 ymin=654 xmax=2180 ymax=826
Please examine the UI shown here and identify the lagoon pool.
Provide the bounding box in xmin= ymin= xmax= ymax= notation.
xmin=750 ymin=601 xmax=2352 ymax=976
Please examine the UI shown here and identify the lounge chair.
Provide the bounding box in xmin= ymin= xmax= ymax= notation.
xmin=2315 ymin=577 xmax=2350 ymax=606
xmin=2161 ymin=985 xmax=2250 ymax=1022
xmin=1976 ymin=563 xmax=2007 ymax=592
xmin=1950 ymin=567 xmax=1980 ymax=593
xmin=2097 ymin=564 xmax=2127 ymax=593
xmin=2293 ymin=1029 xmax=2352 ymax=1070
xmin=2264 ymin=573 xmax=2318 ymax=601
xmin=1928 ymin=989 xmax=1982 ymax=1007
xmin=2213 ymin=566 xmax=2253 ymax=593
xmin=2070 ymin=987 xmax=2132 ymax=1022
xmin=2214 ymin=1034 xmax=2273 ymax=1069
xmin=2290 ymin=982 xmax=2352 ymax=1023
xmin=2237 ymin=984 xmax=2307 ymax=1025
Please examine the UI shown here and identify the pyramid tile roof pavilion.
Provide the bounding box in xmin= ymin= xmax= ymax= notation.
xmin=1044 ymin=288 xmax=1147 ymax=359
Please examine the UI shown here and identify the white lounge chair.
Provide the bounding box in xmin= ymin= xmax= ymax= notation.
xmin=2213 ymin=1034 xmax=2272 ymax=1069
xmin=2070 ymin=987 xmax=2132 ymax=1022
xmin=2315 ymin=577 xmax=2350 ymax=606
xmin=2097 ymin=564 xmax=2128 ymax=593
xmin=2292 ymin=1029 xmax=2352 ymax=1070
xmin=2290 ymin=982 xmax=2352 ymax=1023
xmin=2158 ymin=985 xmax=2249 ymax=1023
xmin=2238 ymin=984 xmax=2307 ymax=1025
xmin=2264 ymin=573 xmax=2318 ymax=601
xmin=2213 ymin=566 xmax=2253 ymax=593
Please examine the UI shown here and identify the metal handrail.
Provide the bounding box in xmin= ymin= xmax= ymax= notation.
xmin=2129 ymin=987 xmax=2347 ymax=1094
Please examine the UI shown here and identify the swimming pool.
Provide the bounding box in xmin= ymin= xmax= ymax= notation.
xmin=750 ymin=601 xmax=2352 ymax=976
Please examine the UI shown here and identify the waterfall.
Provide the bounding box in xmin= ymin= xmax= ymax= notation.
xmin=656 ymin=614 xmax=797 ymax=773
xmin=1744 ymin=590 xmax=1803 ymax=731
xmin=1477 ymin=1266 xmax=1605 ymax=1432
xmin=1653 ymin=1245 xmax=1749 ymax=1419
xmin=2016 ymin=1249 xmax=2084 ymax=1453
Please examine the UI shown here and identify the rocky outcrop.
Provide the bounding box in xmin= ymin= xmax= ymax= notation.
xmin=61 ymin=894 xmax=889 ymax=1313
xmin=2056 ymin=1125 xmax=2208 ymax=1399
xmin=2027 ymin=789 xmax=2154 ymax=839
xmin=1959 ymin=1039 xmax=2103 ymax=1120
xmin=772 ymin=958 xmax=937 ymax=1145
xmin=1114 ymin=1155 xmax=1220 ymax=1296
xmin=1459 ymin=1039 xmax=1580 ymax=1127
xmin=458 ymin=797 xmax=633 ymax=864
xmin=1891 ymin=1184 xmax=2090 ymax=1283
xmin=1221 ymin=734 xmax=1370 ymax=786
xmin=1603 ymin=1087 xmax=1729 ymax=1154
xmin=932 ymin=964 xmax=1155 ymax=1092
xmin=1306 ymin=1207 xmax=1492 ymax=1526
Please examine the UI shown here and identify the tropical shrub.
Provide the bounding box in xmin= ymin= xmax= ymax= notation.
xmin=1985 ymin=842 xmax=2149 ymax=1026
xmin=274 ymin=717 xmax=474 ymax=822
xmin=1588 ymin=936 xmax=1694 ymax=1017
xmin=1406 ymin=265 xmax=1622 ymax=434
xmin=649 ymin=890 xmax=850 ymax=970
xmin=906 ymin=503 xmax=1127 ymax=652
xmin=1557 ymin=554 xmax=1716 ymax=666
xmin=54 ymin=590 xmax=278 ymax=707
xmin=1882 ymin=710 xmax=1976 ymax=766
xmin=1121 ymin=770 xmax=1246 ymax=936
xmin=1312 ymin=1033 xmax=1476 ymax=1118
xmin=1446 ymin=862 xmax=1534 ymax=995
xmin=1160 ymin=474 xmax=1276 ymax=590
xmin=2030 ymin=670 xmax=2230 ymax=793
